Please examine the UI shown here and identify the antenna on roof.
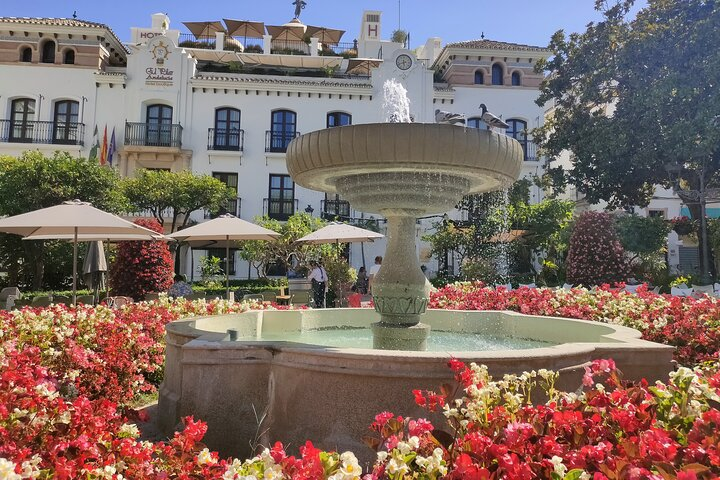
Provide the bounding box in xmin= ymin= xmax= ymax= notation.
xmin=72 ymin=10 xmax=78 ymax=19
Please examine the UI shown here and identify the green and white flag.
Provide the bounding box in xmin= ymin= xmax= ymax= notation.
xmin=89 ymin=125 xmax=100 ymax=161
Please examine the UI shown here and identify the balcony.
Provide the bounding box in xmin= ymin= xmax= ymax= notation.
xmin=0 ymin=119 xmax=85 ymax=146
xmin=205 ymin=197 xmax=242 ymax=219
xmin=263 ymin=197 xmax=298 ymax=221
xmin=270 ymin=39 xmax=310 ymax=55
xmin=318 ymin=41 xmax=358 ymax=58
xmin=178 ymin=33 xmax=216 ymax=50
xmin=125 ymin=122 xmax=182 ymax=148
xmin=265 ymin=131 xmax=300 ymax=153
xmin=207 ymin=128 xmax=244 ymax=151
xmin=524 ymin=142 xmax=539 ymax=162
xmin=321 ymin=199 xmax=351 ymax=221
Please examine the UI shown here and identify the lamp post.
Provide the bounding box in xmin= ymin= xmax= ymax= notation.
xmin=665 ymin=161 xmax=716 ymax=283
xmin=304 ymin=204 xmax=314 ymax=216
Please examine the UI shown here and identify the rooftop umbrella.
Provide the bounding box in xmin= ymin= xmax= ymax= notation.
xmin=0 ymin=200 xmax=165 ymax=304
xmin=182 ymin=21 xmax=225 ymax=39
xmin=168 ymin=214 xmax=279 ymax=297
xmin=82 ymin=241 xmax=107 ymax=305
xmin=305 ymin=25 xmax=345 ymax=45
xmin=224 ymin=19 xmax=265 ymax=42
xmin=266 ymin=23 xmax=306 ymax=42
xmin=346 ymin=58 xmax=381 ymax=76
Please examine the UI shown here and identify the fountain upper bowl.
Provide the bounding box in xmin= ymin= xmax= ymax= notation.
xmin=286 ymin=123 xmax=524 ymax=216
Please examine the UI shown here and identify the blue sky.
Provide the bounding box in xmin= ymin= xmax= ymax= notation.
xmin=3 ymin=0 xmax=647 ymax=47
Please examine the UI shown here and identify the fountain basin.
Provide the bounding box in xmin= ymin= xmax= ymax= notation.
xmin=158 ymin=308 xmax=673 ymax=462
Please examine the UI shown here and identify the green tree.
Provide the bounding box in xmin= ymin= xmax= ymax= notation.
xmin=615 ymin=214 xmax=671 ymax=259
xmin=238 ymin=213 xmax=332 ymax=277
xmin=535 ymin=0 xmax=720 ymax=275
xmin=121 ymin=169 xmax=235 ymax=233
xmin=0 ymin=152 xmax=122 ymax=289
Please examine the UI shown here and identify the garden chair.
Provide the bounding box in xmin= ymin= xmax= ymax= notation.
xmin=0 ymin=287 xmax=21 ymax=309
xmin=242 ymin=294 xmax=264 ymax=303
xmin=670 ymin=286 xmax=693 ymax=297
xmin=651 ymin=286 xmax=661 ymax=294
xmin=518 ymin=283 xmax=537 ymax=289
xmin=186 ymin=292 xmax=207 ymax=301
xmin=31 ymin=296 xmax=52 ymax=307
xmin=624 ymin=284 xmax=641 ymax=294
xmin=691 ymin=284 xmax=714 ymax=298
xmin=495 ymin=283 xmax=512 ymax=291
xmin=562 ymin=283 xmax=574 ymax=290
xmin=106 ymin=296 xmax=133 ymax=308
xmin=12 ymin=298 xmax=31 ymax=308
xmin=290 ymin=290 xmax=312 ymax=307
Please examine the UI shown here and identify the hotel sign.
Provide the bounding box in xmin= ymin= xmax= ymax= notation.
xmin=145 ymin=41 xmax=174 ymax=87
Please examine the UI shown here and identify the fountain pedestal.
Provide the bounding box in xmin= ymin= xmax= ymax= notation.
xmin=371 ymin=216 xmax=431 ymax=350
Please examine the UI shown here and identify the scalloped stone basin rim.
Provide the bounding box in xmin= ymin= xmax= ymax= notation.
xmin=158 ymin=308 xmax=674 ymax=462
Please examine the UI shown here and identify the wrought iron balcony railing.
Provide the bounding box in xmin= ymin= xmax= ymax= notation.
xmin=321 ymin=199 xmax=351 ymax=220
xmin=263 ymin=197 xmax=298 ymax=221
xmin=125 ymin=122 xmax=182 ymax=148
xmin=0 ymin=119 xmax=85 ymax=145
xmin=207 ymin=128 xmax=244 ymax=151
xmin=265 ymin=130 xmax=300 ymax=153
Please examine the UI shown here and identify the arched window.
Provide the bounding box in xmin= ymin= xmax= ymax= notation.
xmin=41 ymin=40 xmax=56 ymax=63
xmin=20 ymin=47 xmax=32 ymax=62
xmin=511 ymin=71 xmax=521 ymax=86
xmin=268 ymin=110 xmax=297 ymax=152
xmin=491 ymin=63 xmax=503 ymax=85
xmin=146 ymin=104 xmax=173 ymax=146
xmin=474 ymin=70 xmax=484 ymax=85
xmin=327 ymin=112 xmax=351 ymax=128
xmin=213 ymin=107 xmax=241 ymax=150
xmin=10 ymin=98 xmax=36 ymax=142
xmin=467 ymin=117 xmax=489 ymax=130
xmin=63 ymin=49 xmax=75 ymax=65
xmin=53 ymin=100 xmax=80 ymax=144
xmin=506 ymin=119 xmax=528 ymax=160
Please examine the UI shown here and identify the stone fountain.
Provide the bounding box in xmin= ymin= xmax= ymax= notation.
xmin=286 ymin=81 xmax=524 ymax=350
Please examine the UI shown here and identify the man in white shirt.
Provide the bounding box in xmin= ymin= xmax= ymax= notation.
xmin=368 ymin=256 xmax=382 ymax=291
xmin=308 ymin=260 xmax=328 ymax=308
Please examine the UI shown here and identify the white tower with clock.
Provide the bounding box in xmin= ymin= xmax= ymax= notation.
xmin=372 ymin=49 xmax=435 ymax=123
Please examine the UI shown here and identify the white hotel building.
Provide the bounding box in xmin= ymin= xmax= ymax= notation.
xmin=1 ymin=10 xmax=684 ymax=278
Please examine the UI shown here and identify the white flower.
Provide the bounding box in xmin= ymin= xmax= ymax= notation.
xmin=0 ymin=458 xmax=21 ymax=480
xmin=386 ymin=458 xmax=409 ymax=476
xmin=376 ymin=451 xmax=388 ymax=463
xmin=197 ymin=448 xmax=215 ymax=466
xmin=118 ymin=423 xmax=140 ymax=438
xmin=551 ymin=456 xmax=567 ymax=476
xmin=579 ymin=471 xmax=591 ymax=480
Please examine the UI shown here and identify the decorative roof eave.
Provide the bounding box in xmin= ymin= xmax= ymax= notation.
xmin=432 ymin=44 xmax=550 ymax=71
xmin=0 ymin=17 xmax=129 ymax=56
xmin=433 ymin=85 xmax=455 ymax=102
xmin=191 ymin=74 xmax=373 ymax=95
xmin=94 ymin=71 xmax=127 ymax=87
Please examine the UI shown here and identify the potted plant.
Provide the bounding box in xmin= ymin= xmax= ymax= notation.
xmin=670 ymin=216 xmax=695 ymax=235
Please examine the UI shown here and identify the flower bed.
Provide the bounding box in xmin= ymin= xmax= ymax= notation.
xmin=430 ymin=282 xmax=720 ymax=367
xmin=2 ymin=287 xmax=720 ymax=478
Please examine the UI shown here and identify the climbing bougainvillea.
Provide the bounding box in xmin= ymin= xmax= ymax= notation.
xmin=566 ymin=211 xmax=628 ymax=286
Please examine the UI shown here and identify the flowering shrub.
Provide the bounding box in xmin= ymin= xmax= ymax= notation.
xmin=109 ymin=218 xmax=174 ymax=300
xmin=365 ymin=359 xmax=720 ymax=480
xmin=566 ymin=211 xmax=628 ymax=286
xmin=430 ymin=282 xmax=720 ymax=367
xmin=671 ymin=216 xmax=696 ymax=235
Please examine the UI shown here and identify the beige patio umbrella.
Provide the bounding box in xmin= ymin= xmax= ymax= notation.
xmin=224 ymin=19 xmax=265 ymax=41
xmin=0 ymin=200 xmax=166 ymax=304
xmin=305 ymin=25 xmax=345 ymax=45
xmin=295 ymin=222 xmax=383 ymax=245
xmin=182 ymin=21 xmax=226 ymax=39
xmin=168 ymin=214 xmax=280 ymax=297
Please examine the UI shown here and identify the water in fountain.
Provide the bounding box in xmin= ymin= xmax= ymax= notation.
xmin=382 ymin=79 xmax=411 ymax=123
xmin=496 ymin=188 xmax=511 ymax=282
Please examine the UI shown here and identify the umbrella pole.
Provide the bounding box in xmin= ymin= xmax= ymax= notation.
xmin=72 ymin=227 xmax=78 ymax=305
xmin=225 ymin=235 xmax=230 ymax=300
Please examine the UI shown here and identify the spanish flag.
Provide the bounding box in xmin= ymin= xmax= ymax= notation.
xmin=99 ymin=125 xmax=108 ymax=165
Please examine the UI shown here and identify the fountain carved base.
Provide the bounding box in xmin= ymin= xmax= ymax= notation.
xmin=371 ymin=321 xmax=431 ymax=350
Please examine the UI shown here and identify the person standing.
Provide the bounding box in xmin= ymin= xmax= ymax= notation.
xmin=308 ymin=260 xmax=328 ymax=308
xmin=354 ymin=266 xmax=369 ymax=294
xmin=368 ymin=256 xmax=382 ymax=291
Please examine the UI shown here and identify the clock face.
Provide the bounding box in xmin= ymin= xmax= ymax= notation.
xmin=396 ymin=54 xmax=412 ymax=70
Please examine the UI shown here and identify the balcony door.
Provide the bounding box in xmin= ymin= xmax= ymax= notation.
xmin=10 ymin=98 xmax=36 ymax=142
xmin=53 ymin=100 xmax=79 ymax=144
xmin=505 ymin=119 xmax=528 ymax=160
xmin=214 ymin=108 xmax=241 ymax=150
xmin=269 ymin=110 xmax=296 ymax=152
xmin=268 ymin=174 xmax=295 ymax=220
xmin=146 ymin=104 xmax=173 ymax=146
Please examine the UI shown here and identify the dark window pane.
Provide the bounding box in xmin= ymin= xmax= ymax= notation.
xmin=474 ymin=70 xmax=484 ymax=84
xmin=492 ymin=63 xmax=503 ymax=85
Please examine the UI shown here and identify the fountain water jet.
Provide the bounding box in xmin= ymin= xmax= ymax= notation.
xmin=287 ymin=80 xmax=524 ymax=350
